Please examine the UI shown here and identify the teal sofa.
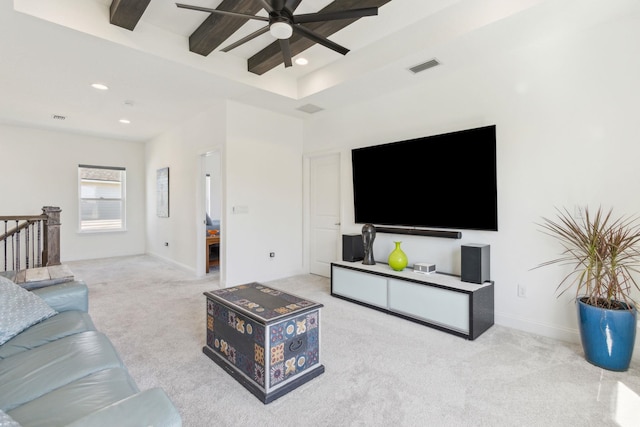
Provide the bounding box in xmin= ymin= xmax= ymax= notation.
xmin=0 ymin=277 xmax=181 ymax=427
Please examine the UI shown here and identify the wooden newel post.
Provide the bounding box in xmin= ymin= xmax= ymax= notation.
xmin=42 ymin=206 xmax=61 ymax=266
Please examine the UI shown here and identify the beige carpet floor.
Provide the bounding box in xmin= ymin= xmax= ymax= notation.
xmin=67 ymin=255 xmax=640 ymax=427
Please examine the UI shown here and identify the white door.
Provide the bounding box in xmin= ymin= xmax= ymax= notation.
xmin=310 ymin=153 xmax=341 ymax=277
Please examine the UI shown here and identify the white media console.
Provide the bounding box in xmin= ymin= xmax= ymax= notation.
xmin=330 ymin=261 xmax=494 ymax=340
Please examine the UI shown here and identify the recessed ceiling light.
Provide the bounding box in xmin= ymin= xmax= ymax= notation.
xmin=91 ymin=83 xmax=109 ymax=90
xmin=295 ymin=57 xmax=308 ymax=66
xmin=119 ymin=119 xmax=131 ymax=124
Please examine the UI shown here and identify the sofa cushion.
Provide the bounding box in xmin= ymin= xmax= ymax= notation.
xmin=0 ymin=276 xmax=57 ymax=346
xmin=7 ymin=367 xmax=138 ymax=427
xmin=31 ymin=281 xmax=88 ymax=313
xmin=65 ymin=388 xmax=182 ymax=427
xmin=0 ymin=410 xmax=21 ymax=427
xmin=0 ymin=331 xmax=125 ymax=412
xmin=0 ymin=311 xmax=96 ymax=360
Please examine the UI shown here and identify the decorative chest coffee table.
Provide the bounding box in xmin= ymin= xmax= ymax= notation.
xmin=203 ymin=282 xmax=324 ymax=403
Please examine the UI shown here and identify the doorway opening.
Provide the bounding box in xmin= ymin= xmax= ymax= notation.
xmin=203 ymin=151 xmax=222 ymax=274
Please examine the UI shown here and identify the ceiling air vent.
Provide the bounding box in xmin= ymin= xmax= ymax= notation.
xmin=296 ymin=104 xmax=324 ymax=114
xmin=408 ymin=58 xmax=440 ymax=74
xmin=52 ymin=114 xmax=66 ymax=120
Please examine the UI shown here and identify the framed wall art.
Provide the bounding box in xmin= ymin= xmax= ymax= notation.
xmin=157 ymin=167 xmax=169 ymax=218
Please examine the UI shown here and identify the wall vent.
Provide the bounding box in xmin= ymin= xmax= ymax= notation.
xmin=408 ymin=58 xmax=440 ymax=74
xmin=52 ymin=114 xmax=66 ymax=120
xmin=296 ymin=104 xmax=324 ymax=114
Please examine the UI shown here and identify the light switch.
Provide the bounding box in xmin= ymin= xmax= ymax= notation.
xmin=232 ymin=205 xmax=249 ymax=214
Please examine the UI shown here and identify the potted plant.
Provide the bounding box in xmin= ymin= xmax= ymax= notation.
xmin=536 ymin=206 xmax=640 ymax=371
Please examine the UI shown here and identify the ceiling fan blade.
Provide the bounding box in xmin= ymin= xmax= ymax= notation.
xmin=284 ymin=0 xmax=303 ymax=14
xmin=293 ymin=7 xmax=378 ymax=24
xmin=257 ymin=0 xmax=274 ymax=13
xmin=221 ymin=26 xmax=270 ymax=52
xmin=292 ymin=24 xmax=349 ymax=56
xmin=279 ymin=39 xmax=293 ymax=68
xmin=175 ymin=3 xmax=269 ymax=22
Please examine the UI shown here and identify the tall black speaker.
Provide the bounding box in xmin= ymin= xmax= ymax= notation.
xmin=461 ymin=244 xmax=490 ymax=284
xmin=342 ymin=234 xmax=364 ymax=262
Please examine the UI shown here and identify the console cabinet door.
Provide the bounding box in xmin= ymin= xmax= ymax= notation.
xmin=332 ymin=267 xmax=388 ymax=308
xmin=387 ymin=279 xmax=469 ymax=334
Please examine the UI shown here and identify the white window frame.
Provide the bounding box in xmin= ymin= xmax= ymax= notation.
xmin=78 ymin=165 xmax=126 ymax=233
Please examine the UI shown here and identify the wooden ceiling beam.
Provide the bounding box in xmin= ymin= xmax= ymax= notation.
xmin=109 ymin=1 xmax=392 ymax=77
xmin=109 ymin=0 xmax=151 ymax=31
xmin=188 ymin=0 xmax=265 ymax=56
xmin=248 ymin=0 xmax=391 ymax=75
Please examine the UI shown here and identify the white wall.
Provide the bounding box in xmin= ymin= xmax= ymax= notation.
xmin=303 ymin=9 xmax=640 ymax=343
xmin=0 ymin=124 xmax=146 ymax=261
xmin=145 ymin=102 xmax=226 ymax=274
xmin=225 ymin=101 xmax=304 ymax=285
xmin=144 ymin=100 xmax=304 ymax=285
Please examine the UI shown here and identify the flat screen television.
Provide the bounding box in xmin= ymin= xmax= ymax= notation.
xmin=352 ymin=125 xmax=498 ymax=231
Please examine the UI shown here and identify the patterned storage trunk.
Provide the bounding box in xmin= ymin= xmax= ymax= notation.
xmin=204 ymin=282 xmax=324 ymax=403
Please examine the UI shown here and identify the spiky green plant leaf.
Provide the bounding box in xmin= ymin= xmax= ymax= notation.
xmin=535 ymin=206 xmax=640 ymax=309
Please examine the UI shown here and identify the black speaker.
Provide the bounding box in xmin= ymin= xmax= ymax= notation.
xmin=342 ymin=234 xmax=364 ymax=262
xmin=461 ymin=244 xmax=490 ymax=284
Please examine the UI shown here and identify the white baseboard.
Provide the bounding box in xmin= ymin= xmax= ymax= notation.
xmin=495 ymin=312 xmax=580 ymax=344
xmin=496 ymin=313 xmax=640 ymax=359
xmin=146 ymin=252 xmax=195 ymax=275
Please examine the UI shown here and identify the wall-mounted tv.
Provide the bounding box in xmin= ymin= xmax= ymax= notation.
xmin=352 ymin=125 xmax=498 ymax=232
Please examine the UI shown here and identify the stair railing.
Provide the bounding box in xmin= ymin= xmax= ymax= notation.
xmin=0 ymin=206 xmax=61 ymax=272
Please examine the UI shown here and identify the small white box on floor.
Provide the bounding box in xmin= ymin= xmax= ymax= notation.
xmin=413 ymin=263 xmax=436 ymax=274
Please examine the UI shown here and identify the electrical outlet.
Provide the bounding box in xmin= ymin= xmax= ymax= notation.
xmin=517 ymin=283 xmax=526 ymax=298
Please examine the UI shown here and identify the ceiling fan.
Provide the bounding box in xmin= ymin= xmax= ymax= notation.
xmin=176 ymin=1 xmax=378 ymax=68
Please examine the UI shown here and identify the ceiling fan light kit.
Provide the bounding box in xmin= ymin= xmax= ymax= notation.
xmin=270 ymin=21 xmax=293 ymax=39
xmin=175 ymin=1 xmax=379 ymax=70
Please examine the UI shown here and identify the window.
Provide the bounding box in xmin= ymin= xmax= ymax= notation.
xmin=78 ymin=165 xmax=126 ymax=232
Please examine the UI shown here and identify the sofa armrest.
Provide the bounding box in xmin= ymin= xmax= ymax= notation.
xmin=65 ymin=388 xmax=182 ymax=427
xmin=31 ymin=281 xmax=89 ymax=313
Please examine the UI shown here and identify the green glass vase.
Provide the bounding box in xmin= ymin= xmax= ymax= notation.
xmin=388 ymin=241 xmax=408 ymax=271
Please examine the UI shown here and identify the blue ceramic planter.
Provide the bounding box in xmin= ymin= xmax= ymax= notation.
xmin=577 ymin=298 xmax=637 ymax=371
